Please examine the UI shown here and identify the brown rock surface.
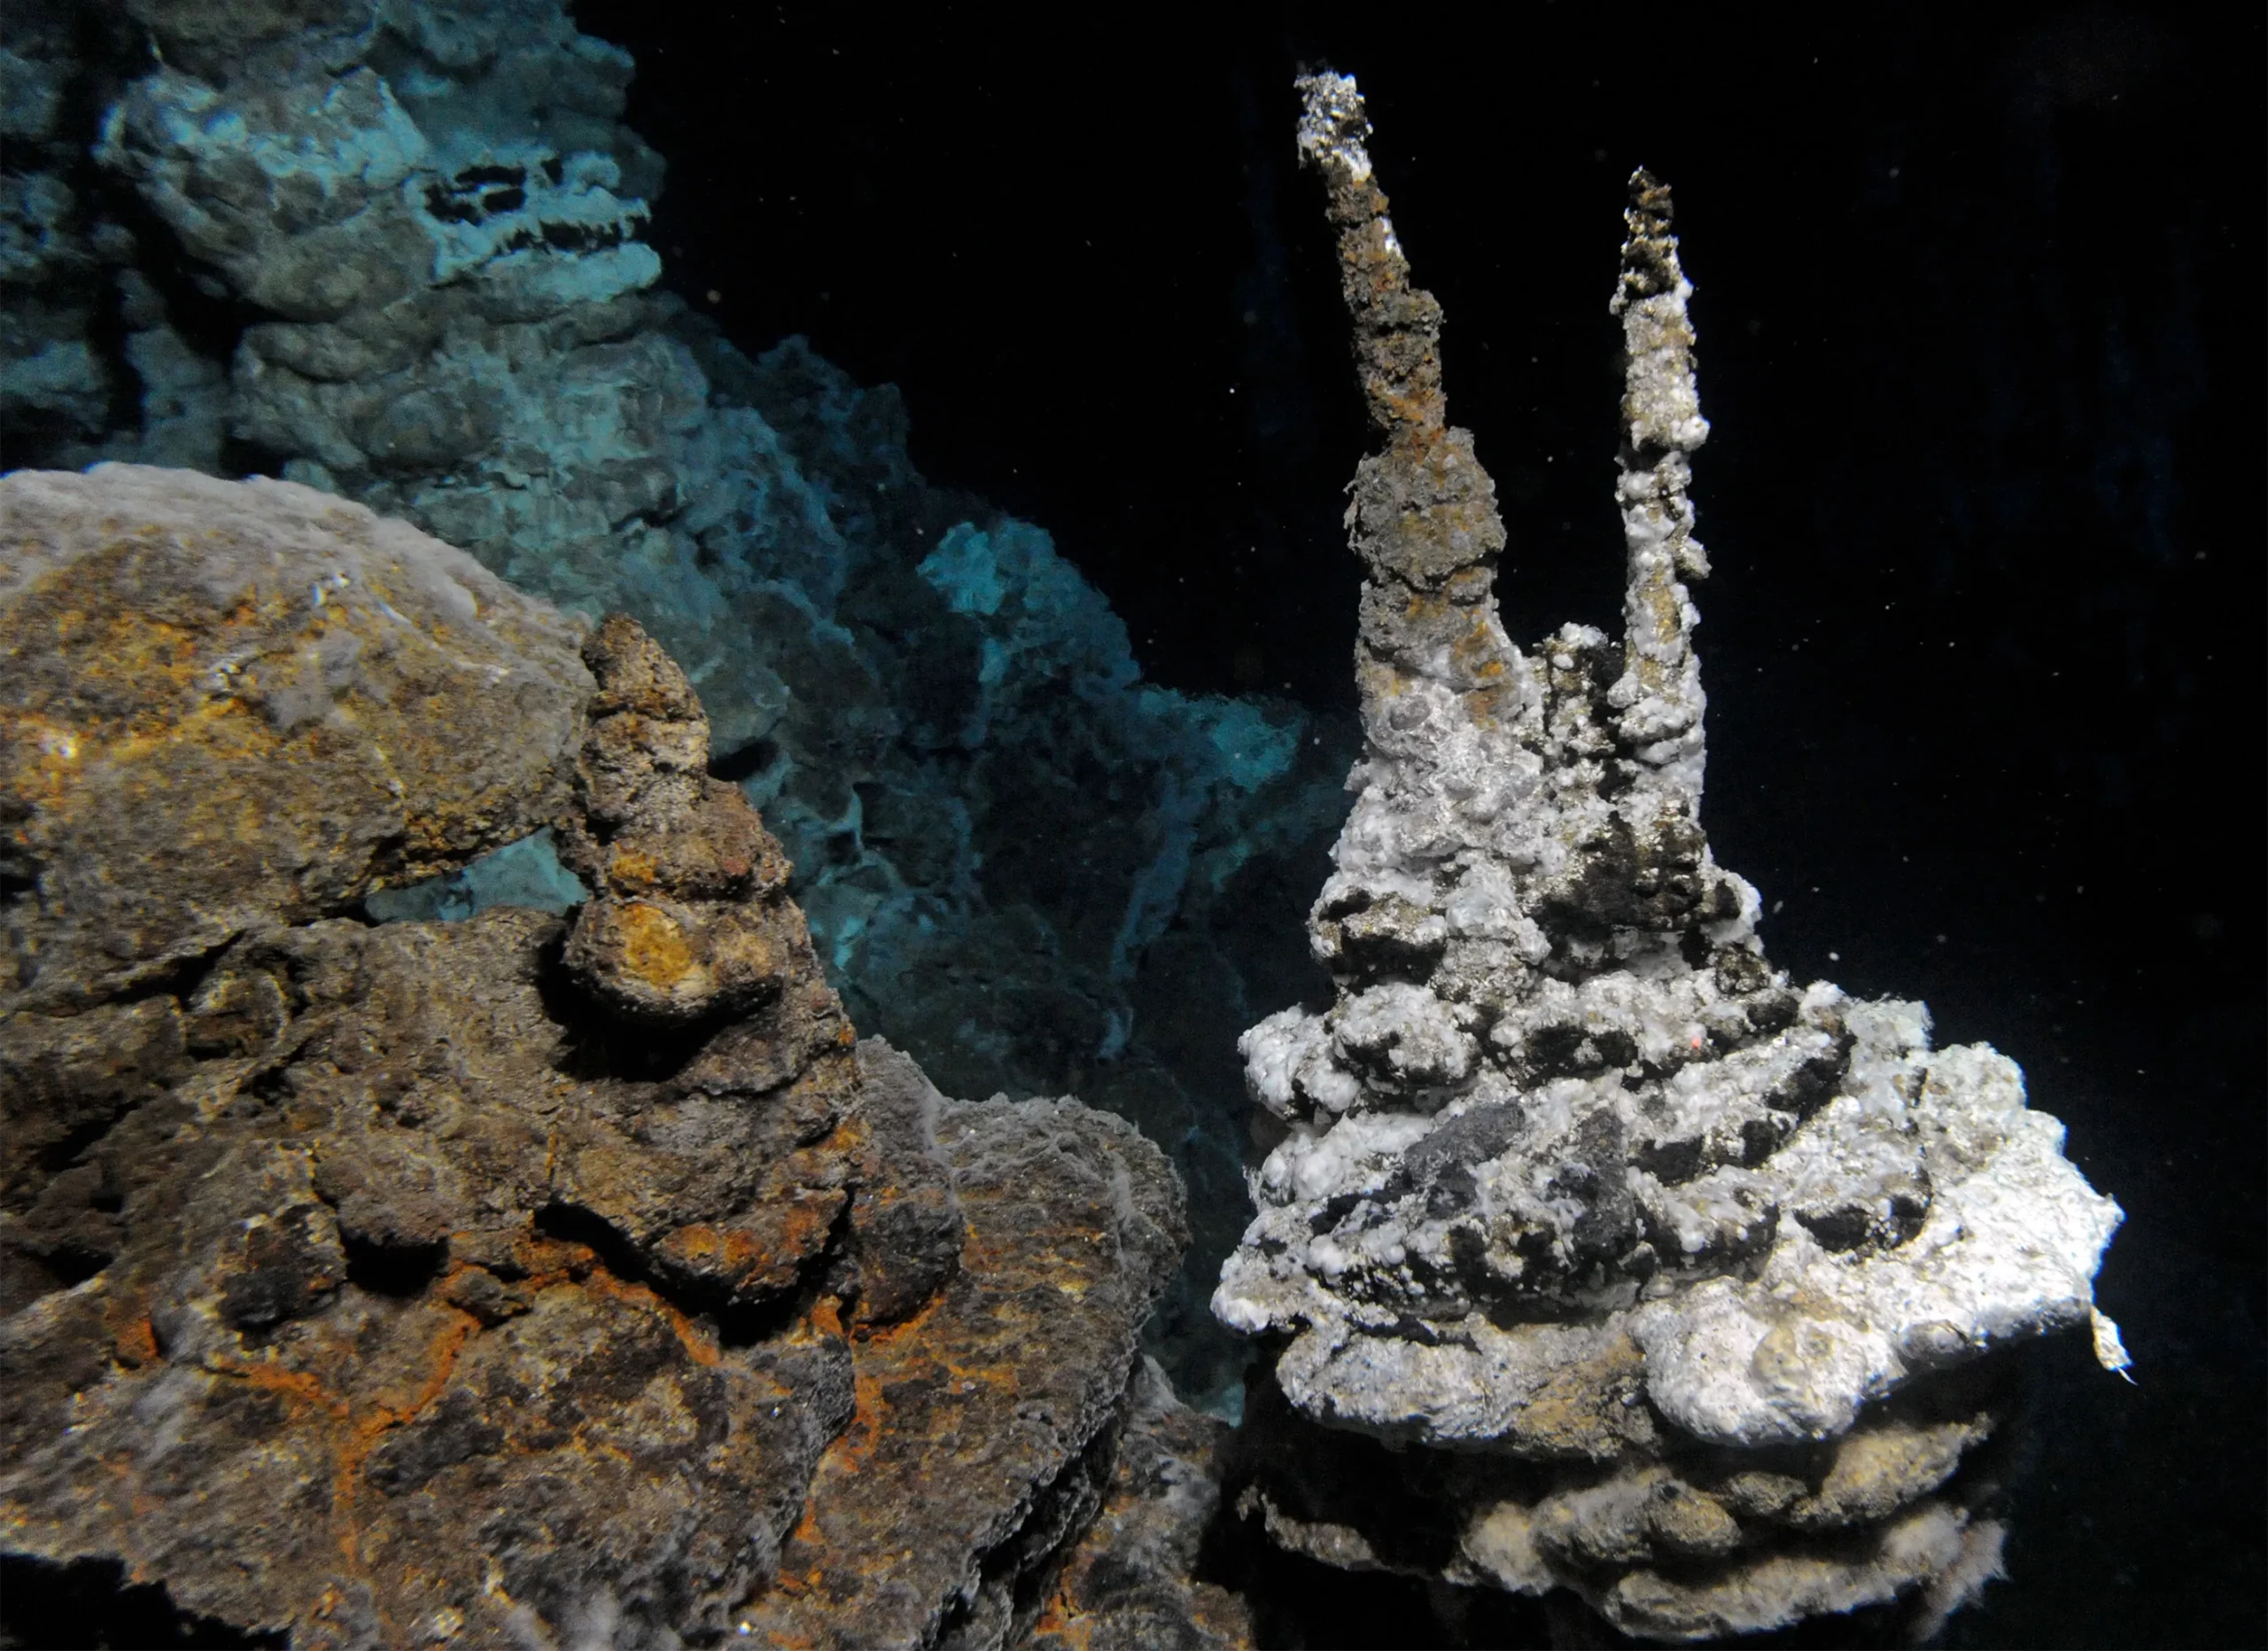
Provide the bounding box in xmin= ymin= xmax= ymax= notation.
xmin=0 ymin=463 xmax=593 ymax=1011
xmin=0 ymin=469 xmax=1198 ymax=1649
xmin=556 ymin=613 xmax=809 ymax=1028
xmin=747 ymin=1086 xmax=1187 ymax=1649
xmin=1026 ymin=1358 xmax=1254 ymax=1651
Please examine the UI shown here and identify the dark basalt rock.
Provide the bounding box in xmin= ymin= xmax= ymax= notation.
xmin=0 ymin=468 xmax=1208 ymax=1649
xmin=1026 ymin=1357 xmax=1254 ymax=1651
xmin=746 ymin=1091 xmax=1187 ymax=1648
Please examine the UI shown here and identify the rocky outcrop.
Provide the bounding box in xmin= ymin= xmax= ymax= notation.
xmin=0 ymin=468 xmax=1193 ymax=1649
xmin=0 ymin=0 xmax=1352 ymax=1405
xmin=0 ymin=463 xmax=592 ymax=1014
xmin=747 ymin=1063 xmax=1190 ymax=1649
xmin=1026 ymin=1357 xmax=1254 ymax=1651
xmin=1208 ymin=74 xmax=2125 ymax=1643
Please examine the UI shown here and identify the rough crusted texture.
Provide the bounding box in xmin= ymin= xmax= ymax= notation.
xmin=0 ymin=903 xmax=865 ymax=1648
xmin=1232 ymin=1354 xmax=2017 ymax=1644
xmin=555 ymin=613 xmax=807 ymax=1026
xmin=744 ymin=1085 xmax=1187 ymax=1650
xmin=0 ymin=471 xmax=1192 ymax=1648
xmin=0 ymin=463 xmax=592 ymax=1012
xmin=0 ymin=910 xmax=866 ymax=1645
xmin=845 ymin=1040 xmax=967 ymax=1328
xmin=1209 ymin=74 xmax=2124 ymax=1639
xmin=1026 ymin=1358 xmax=1254 ymax=1651
xmin=4 ymin=0 xmax=1349 ymax=1403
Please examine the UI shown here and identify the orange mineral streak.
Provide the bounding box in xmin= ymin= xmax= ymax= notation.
xmin=773 ymin=1287 xmax=947 ymax=1561
xmin=305 ymin=1303 xmax=482 ymax=1564
xmin=1027 ymin=1585 xmax=1096 ymax=1650
xmin=606 ymin=844 xmax=660 ymax=892
xmin=211 ymin=1356 xmax=347 ymax=1419
xmin=662 ymin=1223 xmax=764 ymax=1272
xmin=835 ymin=1367 xmax=891 ymax=1476
xmin=661 ymin=1194 xmax=835 ymax=1293
xmin=579 ymin=1265 xmax=722 ymax=1368
xmin=508 ymin=1230 xmax=600 ymax=1283
xmin=777 ymin=1195 xmax=840 ymax=1258
xmin=188 ymin=1238 xmax=745 ymax=1585
xmin=1371 ymin=384 xmax=1439 ymax=429
xmin=112 ymin=1312 xmax=160 ymax=1370
xmin=70 ymin=606 xmax=207 ymax=696
xmin=1453 ymin=614 xmax=1508 ymax=673
xmin=493 ymin=1234 xmax=729 ymax=1368
xmin=1464 ymin=687 xmax=1514 ymax=733
xmin=616 ymin=901 xmax=695 ymax=988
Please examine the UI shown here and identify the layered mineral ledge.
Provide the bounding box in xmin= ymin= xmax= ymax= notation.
xmin=0 ymin=0 xmax=1351 ymax=1401
xmin=0 ymin=467 xmax=1201 ymax=1649
xmin=1210 ymin=74 xmax=2126 ymax=1642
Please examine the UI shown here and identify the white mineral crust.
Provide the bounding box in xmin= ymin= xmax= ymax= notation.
xmin=1216 ymin=85 xmax=2124 ymax=1471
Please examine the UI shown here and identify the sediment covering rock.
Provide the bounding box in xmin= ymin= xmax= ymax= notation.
xmin=1208 ymin=74 xmax=2125 ymax=1643
xmin=0 ymin=467 xmax=1197 ymax=1649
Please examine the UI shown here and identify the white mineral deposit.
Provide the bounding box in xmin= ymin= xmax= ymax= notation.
xmin=1213 ymin=70 xmax=2127 ymax=1643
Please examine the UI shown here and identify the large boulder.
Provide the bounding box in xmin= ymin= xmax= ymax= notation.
xmin=0 ymin=463 xmax=590 ymax=1009
xmin=0 ymin=469 xmax=1194 ymax=1649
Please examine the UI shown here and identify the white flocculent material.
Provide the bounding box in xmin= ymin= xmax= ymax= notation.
xmin=1214 ymin=73 xmax=2124 ymax=1636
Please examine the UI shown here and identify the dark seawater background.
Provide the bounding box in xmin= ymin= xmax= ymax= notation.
xmin=574 ymin=7 xmax=2264 ymax=1645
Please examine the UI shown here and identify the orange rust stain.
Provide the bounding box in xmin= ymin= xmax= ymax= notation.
xmin=952 ymin=1217 xmax=1101 ymax=1279
xmin=390 ymin=1306 xmax=478 ymax=1420
xmin=113 ymin=1314 xmax=159 ymax=1369
xmin=835 ymin=1290 xmax=947 ymax=1357
xmin=616 ymin=902 xmax=695 ymax=989
xmin=325 ymin=1304 xmax=480 ymax=1563
xmin=934 ymin=1358 xmax=1020 ymax=1402
xmin=775 ymin=1198 xmax=836 ymax=1261
xmin=783 ymin=1504 xmax=827 ymax=1557
xmin=180 ymin=1289 xmax=497 ymax=1577
xmin=211 ymin=1356 xmax=352 ymax=1420
xmin=509 ymin=1231 xmax=597 ymax=1282
xmin=607 ymin=845 xmax=659 ymax=892
xmin=832 ymin=1367 xmax=891 ymax=1474
xmin=1027 ymin=1584 xmax=1095 ymax=1650
xmin=578 ymin=1267 xmax=721 ymax=1368
xmin=661 ymin=1224 xmax=762 ymax=1271
xmin=660 ymin=1203 xmax=832 ymax=1297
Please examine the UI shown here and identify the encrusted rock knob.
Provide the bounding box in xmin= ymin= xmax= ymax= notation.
xmin=559 ymin=614 xmax=803 ymax=1024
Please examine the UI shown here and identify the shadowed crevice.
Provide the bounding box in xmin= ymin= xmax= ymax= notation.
xmin=0 ymin=1554 xmax=288 ymax=1650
